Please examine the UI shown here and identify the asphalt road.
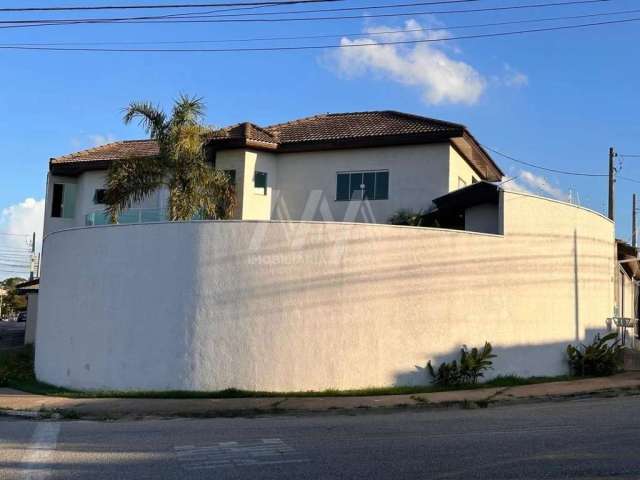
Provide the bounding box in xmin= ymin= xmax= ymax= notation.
xmin=1 ymin=396 xmax=640 ymax=479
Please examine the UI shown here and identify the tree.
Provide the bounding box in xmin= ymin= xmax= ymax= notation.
xmin=105 ymin=95 xmax=236 ymax=222
xmin=0 ymin=277 xmax=27 ymax=316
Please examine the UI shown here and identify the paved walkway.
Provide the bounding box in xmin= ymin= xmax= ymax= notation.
xmin=2 ymin=372 xmax=640 ymax=419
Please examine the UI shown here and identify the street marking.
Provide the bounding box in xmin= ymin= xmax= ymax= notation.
xmin=175 ymin=438 xmax=309 ymax=470
xmin=21 ymin=422 xmax=61 ymax=480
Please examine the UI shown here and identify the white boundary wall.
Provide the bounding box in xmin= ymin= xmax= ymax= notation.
xmin=36 ymin=191 xmax=615 ymax=391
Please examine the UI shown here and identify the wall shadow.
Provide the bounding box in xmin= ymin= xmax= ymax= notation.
xmin=394 ymin=328 xmax=611 ymax=387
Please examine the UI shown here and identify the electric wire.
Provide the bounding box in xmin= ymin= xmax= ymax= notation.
xmin=1 ymin=16 xmax=638 ymax=52
xmin=7 ymin=7 xmax=640 ymax=46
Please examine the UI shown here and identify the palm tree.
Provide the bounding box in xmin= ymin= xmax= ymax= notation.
xmin=105 ymin=95 xmax=236 ymax=222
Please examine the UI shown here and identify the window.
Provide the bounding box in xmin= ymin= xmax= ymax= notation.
xmin=458 ymin=177 xmax=467 ymax=189
xmin=94 ymin=189 xmax=106 ymax=204
xmin=336 ymin=171 xmax=389 ymax=201
xmin=254 ymin=171 xmax=267 ymax=195
xmin=51 ymin=184 xmax=64 ymax=218
xmin=207 ymin=150 xmax=217 ymax=168
xmin=51 ymin=183 xmax=77 ymax=219
xmin=224 ymin=169 xmax=236 ymax=185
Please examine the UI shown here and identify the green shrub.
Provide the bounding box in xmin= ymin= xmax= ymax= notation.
xmin=567 ymin=332 xmax=622 ymax=377
xmin=388 ymin=209 xmax=426 ymax=226
xmin=427 ymin=342 xmax=496 ymax=386
xmin=0 ymin=347 xmax=36 ymax=388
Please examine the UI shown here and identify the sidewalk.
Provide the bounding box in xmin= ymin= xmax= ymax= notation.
xmin=2 ymin=373 xmax=640 ymax=420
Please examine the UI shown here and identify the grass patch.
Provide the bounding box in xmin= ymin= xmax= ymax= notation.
xmin=0 ymin=346 xmax=37 ymax=388
xmin=0 ymin=347 xmax=580 ymax=400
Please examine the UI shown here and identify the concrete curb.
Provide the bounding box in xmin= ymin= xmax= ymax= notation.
xmin=2 ymin=373 xmax=640 ymax=420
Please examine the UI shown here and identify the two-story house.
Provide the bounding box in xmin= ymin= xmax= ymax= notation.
xmin=44 ymin=110 xmax=503 ymax=237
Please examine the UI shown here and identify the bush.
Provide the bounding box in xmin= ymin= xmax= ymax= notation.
xmin=388 ymin=209 xmax=426 ymax=226
xmin=427 ymin=342 xmax=496 ymax=387
xmin=567 ymin=332 xmax=622 ymax=377
xmin=0 ymin=347 xmax=36 ymax=388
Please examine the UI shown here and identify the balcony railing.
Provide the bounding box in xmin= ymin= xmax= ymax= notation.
xmin=85 ymin=208 xmax=171 ymax=226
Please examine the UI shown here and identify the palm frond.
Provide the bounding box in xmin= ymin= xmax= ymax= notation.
xmin=114 ymin=94 xmax=234 ymax=223
xmin=123 ymin=101 xmax=167 ymax=140
xmin=171 ymin=94 xmax=205 ymax=128
xmin=104 ymin=156 xmax=167 ymax=222
xmin=172 ymin=124 xmax=212 ymax=161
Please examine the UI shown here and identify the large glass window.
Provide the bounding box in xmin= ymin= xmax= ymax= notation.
xmin=336 ymin=170 xmax=389 ymax=201
xmin=51 ymin=183 xmax=77 ymax=218
xmin=254 ymin=171 xmax=267 ymax=195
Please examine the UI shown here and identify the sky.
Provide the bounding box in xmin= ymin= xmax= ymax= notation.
xmin=2 ymin=0 xmax=640 ymax=278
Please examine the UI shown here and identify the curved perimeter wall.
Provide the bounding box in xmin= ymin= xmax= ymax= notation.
xmin=36 ymin=191 xmax=615 ymax=391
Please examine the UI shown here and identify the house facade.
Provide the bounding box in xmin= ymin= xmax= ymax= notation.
xmin=35 ymin=110 xmax=624 ymax=392
xmin=44 ymin=111 xmax=503 ymax=236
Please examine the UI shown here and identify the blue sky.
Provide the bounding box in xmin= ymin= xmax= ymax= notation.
xmin=2 ymin=0 xmax=640 ymax=277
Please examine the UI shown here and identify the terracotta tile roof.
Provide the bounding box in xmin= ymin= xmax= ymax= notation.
xmin=52 ymin=139 xmax=159 ymax=164
xmin=50 ymin=111 xmax=502 ymax=179
xmin=263 ymin=111 xmax=464 ymax=144
xmin=208 ymin=122 xmax=277 ymax=145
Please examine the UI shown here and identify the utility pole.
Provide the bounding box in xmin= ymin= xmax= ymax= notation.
xmin=609 ymin=147 xmax=617 ymax=222
xmin=29 ymin=232 xmax=35 ymax=281
xmin=633 ymin=194 xmax=637 ymax=248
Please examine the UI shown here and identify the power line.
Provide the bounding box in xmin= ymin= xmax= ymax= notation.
xmin=0 ymin=0 xmax=343 ymax=13
xmin=1 ymin=15 xmax=639 ymax=52
xmin=484 ymin=145 xmax=608 ymax=177
xmin=0 ymin=0 xmax=487 ymax=28
xmin=486 ymin=145 xmax=640 ymax=187
xmin=7 ymin=7 xmax=640 ymax=46
xmin=0 ymin=0 xmax=615 ymax=27
xmin=0 ymin=232 xmax=30 ymax=237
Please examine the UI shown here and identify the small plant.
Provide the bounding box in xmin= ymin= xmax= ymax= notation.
xmin=388 ymin=209 xmax=426 ymax=226
xmin=427 ymin=359 xmax=463 ymax=387
xmin=427 ymin=342 xmax=496 ymax=387
xmin=567 ymin=332 xmax=623 ymax=377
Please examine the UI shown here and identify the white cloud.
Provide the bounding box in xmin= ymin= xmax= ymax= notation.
xmin=71 ymin=133 xmax=116 ymax=149
xmin=0 ymin=198 xmax=45 ymax=253
xmin=505 ymin=170 xmax=568 ymax=201
xmin=329 ymin=20 xmax=487 ymax=105
xmin=501 ymin=64 xmax=529 ymax=88
xmin=0 ymin=198 xmax=45 ymax=279
xmin=87 ymin=134 xmax=116 ymax=147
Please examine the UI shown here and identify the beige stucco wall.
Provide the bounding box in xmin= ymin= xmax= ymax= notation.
xmin=43 ymin=142 xmax=479 ymax=235
xmin=272 ymin=144 xmax=451 ymax=224
xmin=617 ymin=267 xmax=636 ymax=319
xmin=43 ymin=173 xmax=77 ymax=236
xmin=214 ymin=149 xmax=246 ymax=220
xmin=24 ymin=293 xmax=38 ymax=345
xmin=449 ymin=146 xmax=480 ymax=191
xmin=241 ymin=150 xmax=278 ymax=220
xmin=464 ymin=203 xmax=501 ymax=234
xmin=43 ymin=171 xmax=164 ymax=236
xmin=36 ymin=190 xmax=615 ymax=392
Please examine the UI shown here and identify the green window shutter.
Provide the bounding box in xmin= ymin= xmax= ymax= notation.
xmin=62 ymin=184 xmax=77 ymax=219
xmin=254 ymin=171 xmax=267 ymax=195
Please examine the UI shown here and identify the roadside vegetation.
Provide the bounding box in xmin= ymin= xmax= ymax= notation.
xmin=0 ymin=345 xmax=593 ymax=400
xmin=567 ymin=332 xmax=623 ymax=376
xmin=427 ymin=342 xmax=497 ymax=387
xmin=0 ymin=277 xmax=27 ymax=319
